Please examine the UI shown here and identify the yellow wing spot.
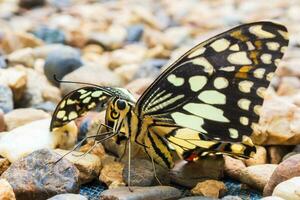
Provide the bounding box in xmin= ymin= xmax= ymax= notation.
xmin=249 ymin=51 xmax=259 ymax=65
xmin=220 ymin=66 xmax=235 ymax=72
xmin=68 ymin=111 xmax=78 ymax=120
xmin=246 ymin=41 xmax=255 ymax=50
xmin=63 ymin=116 xmax=68 ymax=121
xmin=59 ymin=100 xmax=66 ymax=109
xmin=230 ymin=30 xmax=249 ymax=42
xmin=78 ymin=89 xmax=87 ymax=94
xmin=192 ymin=57 xmax=214 ymax=75
xmin=266 ymin=42 xmax=280 ymax=51
xmin=229 ymin=128 xmax=239 ymax=139
xmin=80 ymin=91 xmax=92 ymax=99
xmin=231 ymin=144 xmax=245 ymax=154
xmin=198 ymin=90 xmax=226 ymax=105
xmin=210 ymin=38 xmax=230 ymax=52
xmin=253 ymin=68 xmax=266 ymax=79
xmin=213 ymin=77 xmax=229 ymax=89
xmin=171 ymin=112 xmax=207 ymax=133
xmin=228 ymin=52 xmax=252 ymax=65
xmin=240 ymin=116 xmax=249 ymax=126
xmin=249 ymin=25 xmax=275 ymax=38
xmin=238 ymin=80 xmax=254 ymax=93
xmin=254 ymin=40 xmax=262 ymax=49
xmin=266 ymin=72 xmax=274 ymax=81
xmin=82 ymin=96 xmax=91 ymax=104
xmin=188 ymin=47 xmax=206 ymax=58
xmin=167 ymin=74 xmax=184 ymax=87
xmin=188 ymin=76 xmax=207 ymax=92
xmin=235 ymin=65 xmax=253 ymax=79
xmin=278 ymin=30 xmax=289 ymax=40
xmin=254 ymin=105 xmax=262 ymax=115
xmin=87 ymin=102 xmax=96 ymax=109
xmin=261 ymin=54 xmax=272 ymax=64
xmin=238 ymin=98 xmax=251 ymax=110
xmin=91 ymin=91 xmax=103 ymax=98
xmin=229 ymin=44 xmax=239 ymax=51
xmin=242 ymin=135 xmax=254 ymax=146
xmin=67 ymin=99 xmax=76 ymax=105
xmin=257 ymin=87 xmax=266 ymax=98
xmin=281 ymin=46 xmax=287 ymax=53
xmin=56 ymin=110 xmax=66 ymax=119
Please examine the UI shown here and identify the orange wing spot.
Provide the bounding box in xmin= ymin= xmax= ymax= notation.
xmin=185 ymin=152 xmax=199 ymax=162
xmin=230 ymin=30 xmax=249 ymax=42
xmin=254 ymin=40 xmax=262 ymax=49
xmin=235 ymin=65 xmax=253 ymax=79
xmin=249 ymin=51 xmax=259 ymax=65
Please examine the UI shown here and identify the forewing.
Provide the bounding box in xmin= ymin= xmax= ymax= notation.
xmin=135 ymin=21 xmax=289 ymax=142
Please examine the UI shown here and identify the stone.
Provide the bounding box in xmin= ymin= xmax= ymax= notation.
xmin=0 ymin=110 xmax=5 ymax=132
xmin=0 ymin=119 xmax=77 ymax=162
xmin=125 ymin=78 xmax=154 ymax=97
xmin=60 ymin=65 xmax=123 ymax=95
xmin=47 ymin=193 xmax=88 ymax=200
xmin=267 ymin=146 xmax=292 ymax=164
xmin=32 ymin=101 xmax=57 ymax=113
xmin=179 ymin=197 xmax=217 ymax=200
xmin=18 ymin=0 xmax=45 ymax=9
xmin=0 ymin=179 xmax=16 ymax=200
xmin=126 ymin=24 xmax=144 ymax=43
xmin=100 ymin=186 xmax=181 ymax=200
xmin=170 ymin=156 xmax=224 ymax=188
xmin=1 ymin=149 xmax=79 ymax=200
xmin=99 ymin=161 xmax=125 ymax=188
xmin=4 ymin=108 xmax=50 ymax=131
xmin=123 ymin=158 xmax=170 ymax=186
xmin=0 ymin=158 xmax=10 ymax=175
xmin=261 ymin=197 xmax=285 ymax=200
xmin=264 ymin=154 xmax=300 ymax=196
xmin=272 ymin=177 xmax=300 ymax=200
xmin=0 ymin=56 xmax=7 ymax=69
xmin=163 ymin=26 xmax=191 ymax=49
xmin=244 ymin=146 xmax=267 ymax=166
xmin=224 ymin=156 xmax=246 ymax=180
xmin=0 ymin=85 xmax=13 ymax=113
xmin=44 ymin=45 xmax=82 ymax=85
xmin=79 ymin=140 xmax=106 ymax=161
xmin=239 ymin=164 xmax=277 ymax=191
xmin=7 ymin=48 xmax=35 ymax=67
xmin=251 ymin=94 xmax=300 ymax=145
xmin=114 ymin=64 xmax=140 ymax=84
xmin=33 ymin=26 xmax=66 ymax=44
xmin=191 ymin=180 xmax=227 ymax=198
xmin=134 ymin=59 xmax=168 ymax=79
xmin=221 ymin=196 xmax=242 ymax=200
xmin=55 ymin=149 xmax=101 ymax=184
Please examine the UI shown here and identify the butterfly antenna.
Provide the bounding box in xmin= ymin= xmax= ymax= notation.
xmin=53 ymin=74 xmax=102 ymax=88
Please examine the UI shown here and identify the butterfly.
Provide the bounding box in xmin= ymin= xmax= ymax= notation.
xmin=50 ymin=21 xmax=289 ymax=170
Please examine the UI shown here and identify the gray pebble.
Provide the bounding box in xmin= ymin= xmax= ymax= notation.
xmin=0 ymin=85 xmax=13 ymax=113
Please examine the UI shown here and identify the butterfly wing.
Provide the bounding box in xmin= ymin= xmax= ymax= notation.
xmin=135 ymin=21 xmax=288 ymax=143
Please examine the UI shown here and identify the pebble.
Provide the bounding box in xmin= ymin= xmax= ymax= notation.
xmin=0 ymin=119 xmax=77 ymax=162
xmin=261 ymin=197 xmax=285 ymax=200
xmin=114 ymin=64 xmax=140 ymax=83
xmin=0 ymin=157 xmax=10 ymax=175
xmin=125 ymin=78 xmax=154 ymax=96
xmin=126 ymin=24 xmax=144 ymax=43
xmin=239 ymin=164 xmax=278 ymax=191
xmin=179 ymin=197 xmax=217 ymax=200
xmin=221 ymin=196 xmax=243 ymax=200
xmin=0 ymin=109 xmax=5 ymax=132
xmin=60 ymin=65 xmax=123 ymax=95
xmin=4 ymin=108 xmax=50 ymax=131
xmin=224 ymin=156 xmax=246 ymax=180
xmin=133 ymin=59 xmax=168 ymax=79
xmin=100 ymin=186 xmax=181 ymax=200
xmin=79 ymin=140 xmax=106 ymax=161
xmin=0 ymin=85 xmax=13 ymax=113
xmin=170 ymin=156 xmax=224 ymax=188
xmin=7 ymin=48 xmax=35 ymax=68
xmin=244 ymin=146 xmax=267 ymax=166
xmin=268 ymin=146 xmax=292 ymax=164
xmin=99 ymin=161 xmax=125 ymax=188
xmin=264 ymin=154 xmax=300 ymax=196
xmin=32 ymin=101 xmax=57 ymax=113
xmin=18 ymin=0 xmax=45 ymax=9
xmin=47 ymin=193 xmax=88 ymax=200
xmin=1 ymin=149 xmax=80 ymax=200
xmin=0 ymin=56 xmax=8 ymax=69
xmin=55 ymin=149 xmax=101 ymax=184
xmin=0 ymin=179 xmax=16 ymax=200
xmin=33 ymin=26 xmax=66 ymax=44
xmin=44 ymin=45 xmax=82 ymax=85
xmin=191 ymin=180 xmax=227 ymax=198
xmin=272 ymin=177 xmax=300 ymax=200
xmin=123 ymin=158 xmax=170 ymax=186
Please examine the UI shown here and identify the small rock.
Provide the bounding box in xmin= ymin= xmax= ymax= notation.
xmin=82 ymin=44 xmax=103 ymax=55
xmin=0 ymin=119 xmax=77 ymax=162
xmin=100 ymin=186 xmax=181 ymax=200
xmin=33 ymin=26 xmax=65 ymax=44
xmin=224 ymin=156 xmax=246 ymax=180
xmin=99 ymin=161 xmax=125 ymax=188
xmin=221 ymin=196 xmax=243 ymax=200
xmin=0 ymin=157 xmax=10 ymax=175
xmin=179 ymin=197 xmax=217 ymax=200
xmin=244 ymin=146 xmax=267 ymax=166
xmin=125 ymin=78 xmax=154 ymax=97
xmin=170 ymin=156 xmax=224 ymax=188
xmin=79 ymin=140 xmax=106 ymax=160
xmin=134 ymin=59 xmax=168 ymax=79
xmin=163 ymin=26 xmax=191 ymax=49
xmin=268 ymin=146 xmax=292 ymax=164
xmin=0 ymin=85 xmax=13 ymax=113
xmin=282 ymin=152 xmax=299 ymax=161
xmin=0 ymin=109 xmax=5 ymax=132
xmin=47 ymin=193 xmax=88 ymax=200
xmin=264 ymin=154 xmax=300 ymax=196
xmin=126 ymin=24 xmax=144 ymax=43
xmin=0 ymin=56 xmax=7 ymax=69
xmin=123 ymin=158 xmax=170 ymax=186
xmin=0 ymin=179 xmax=16 ymax=200
xmin=114 ymin=64 xmax=140 ymax=83
xmin=60 ymin=65 xmax=123 ymax=95
xmin=7 ymin=48 xmax=35 ymax=67
xmin=18 ymin=0 xmax=45 ymax=9
xmin=261 ymin=197 xmax=285 ymax=200
xmin=272 ymin=177 xmax=300 ymax=200
xmin=32 ymin=101 xmax=57 ymax=113
xmin=4 ymin=108 xmax=50 ymax=131
xmin=191 ymin=180 xmax=227 ymax=198
xmin=44 ymin=46 xmax=82 ymax=85
xmin=1 ymin=149 xmax=79 ymax=200
xmin=55 ymin=149 xmax=101 ymax=184
xmin=239 ymin=164 xmax=277 ymax=191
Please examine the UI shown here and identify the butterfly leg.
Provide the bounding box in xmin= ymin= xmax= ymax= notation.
xmin=150 ymin=154 xmax=162 ymax=185
xmin=128 ymin=139 xmax=134 ymax=192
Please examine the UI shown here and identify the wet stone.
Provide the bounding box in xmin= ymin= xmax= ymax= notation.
xmin=123 ymin=158 xmax=170 ymax=186
xmin=0 ymin=85 xmax=13 ymax=113
xmin=100 ymin=186 xmax=181 ymax=200
xmin=44 ymin=45 xmax=82 ymax=86
xmin=1 ymin=149 xmax=80 ymax=200
xmin=33 ymin=26 xmax=66 ymax=44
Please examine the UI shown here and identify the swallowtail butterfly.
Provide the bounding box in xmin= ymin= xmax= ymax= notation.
xmin=50 ymin=21 xmax=289 ymax=169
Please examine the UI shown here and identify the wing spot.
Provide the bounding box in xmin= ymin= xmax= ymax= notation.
xmin=254 ymin=105 xmax=262 ymax=115
xmin=188 ymin=47 xmax=206 ymax=58
xmin=246 ymin=41 xmax=255 ymax=50
xmin=238 ymin=80 xmax=254 ymax=93
xmin=214 ymin=77 xmax=229 ymax=89
xmin=266 ymin=72 xmax=274 ymax=81
xmin=192 ymin=57 xmax=214 ymax=75
xmin=220 ymin=66 xmax=235 ymax=72
xmin=229 ymin=44 xmax=239 ymax=51
xmin=188 ymin=76 xmax=207 ymax=92
xmin=83 ymin=96 xmax=91 ymax=104
xmin=228 ymin=52 xmax=252 ymax=65
xmin=229 ymin=128 xmax=239 ymax=139
xmin=249 ymin=25 xmax=275 ymax=38
xmin=278 ymin=30 xmax=289 ymax=40
xmin=91 ymin=91 xmax=103 ymax=97
xmin=281 ymin=46 xmax=287 ymax=53
xmin=59 ymin=100 xmax=66 ymax=109
xmin=257 ymin=87 xmax=267 ymax=98
xmin=210 ymin=38 xmax=230 ymax=52
xmin=167 ymin=74 xmax=184 ymax=87
xmin=67 ymin=99 xmax=76 ymax=105
xmin=56 ymin=110 xmax=66 ymax=119
xmin=68 ymin=111 xmax=78 ymax=120
xmin=266 ymin=42 xmax=280 ymax=51
xmin=198 ymin=90 xmax=226 ymax=105
xmin=261 ymin=54 xmax=272 ymax=64
xmin=238 ymin=98 xmax=251 ymax=110
xmin=253 ymin=68 xmax=266 ymax=79
xmin=240 ymin=116 xmax=249 ymax=126
xmin=171 ymin=112 xmax=207 ymax=133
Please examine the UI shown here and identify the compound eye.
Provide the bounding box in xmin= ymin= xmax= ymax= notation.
xmin=116 ymin=99 xmax=126 ymax=110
